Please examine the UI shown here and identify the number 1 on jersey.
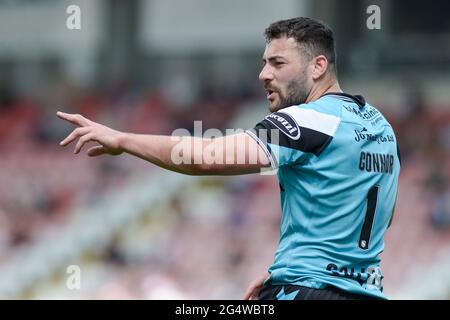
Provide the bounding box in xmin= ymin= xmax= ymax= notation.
xmin=359 ymin=185 xmax=379 ymax=250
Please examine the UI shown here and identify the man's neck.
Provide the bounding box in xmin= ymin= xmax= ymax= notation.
xmin=305 ymin=75 xmax=342 ymax=104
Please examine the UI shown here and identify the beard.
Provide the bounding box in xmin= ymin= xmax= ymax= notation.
xmin=277 ymin=68 xmax=311 ymax=110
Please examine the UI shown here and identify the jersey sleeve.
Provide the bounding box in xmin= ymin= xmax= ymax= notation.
xmin=246 ymin=105 xmax=341 ymax=168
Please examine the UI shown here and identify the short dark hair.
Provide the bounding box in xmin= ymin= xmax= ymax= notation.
xmin=264 ymin=17 xmax=337 ymax=74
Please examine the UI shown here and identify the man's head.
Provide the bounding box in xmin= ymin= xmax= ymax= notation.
xmin=259 ymin=17 xmax=337 ymax=112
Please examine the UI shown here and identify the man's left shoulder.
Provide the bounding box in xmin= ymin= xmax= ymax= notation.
xmin=299 ymin=97 xmax=342 ymax=118
xmin=276 ymin=103 xmax=341 ymax=139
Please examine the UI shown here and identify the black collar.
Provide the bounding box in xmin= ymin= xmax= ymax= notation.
xmin=321 ymin=92 xmax=366 ymax=108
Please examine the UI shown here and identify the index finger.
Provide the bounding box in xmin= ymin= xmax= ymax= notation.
xmin=56 ymin=111 xmax=90 ymax=127
xmin=243 ymin=287 xmax=254 ymax=300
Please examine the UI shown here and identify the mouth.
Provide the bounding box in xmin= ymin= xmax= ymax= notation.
xmin=265 ymin=89 xmax=278 ymax=101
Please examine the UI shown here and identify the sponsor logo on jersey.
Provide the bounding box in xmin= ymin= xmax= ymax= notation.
xmin=344 ymin=104 xmax=380 ymax=121
xmin=326 ymin=263 xmax=384 ymax=290
xmin=354 ymin=128 xmax=395 ymax=144
xmin=265 ymin=112 xmax=301 ymax=140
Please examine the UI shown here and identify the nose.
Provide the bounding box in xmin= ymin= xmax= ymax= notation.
xmin=259 ymin=65 xmax=274 ymax=83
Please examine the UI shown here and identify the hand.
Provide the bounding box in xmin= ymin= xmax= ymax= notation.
xmin=57 ymin=111 xmax=124 ymax=157
xmin=243 ymin=272 xmax=270 ymax=300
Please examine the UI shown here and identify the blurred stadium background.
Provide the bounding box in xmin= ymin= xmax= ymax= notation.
xmin=0 ymin=0 xmax=449 ymax=299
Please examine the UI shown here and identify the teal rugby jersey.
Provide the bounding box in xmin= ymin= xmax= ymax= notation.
xmin=246 ymin=92 xmax=401 ymax=299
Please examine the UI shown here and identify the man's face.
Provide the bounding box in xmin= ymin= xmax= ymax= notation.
xmin=259 ymin=36 xmax=313 ymax=112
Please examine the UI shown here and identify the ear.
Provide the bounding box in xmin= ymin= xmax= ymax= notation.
xmin=311 ymin=55 xmax=328 ymax=80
